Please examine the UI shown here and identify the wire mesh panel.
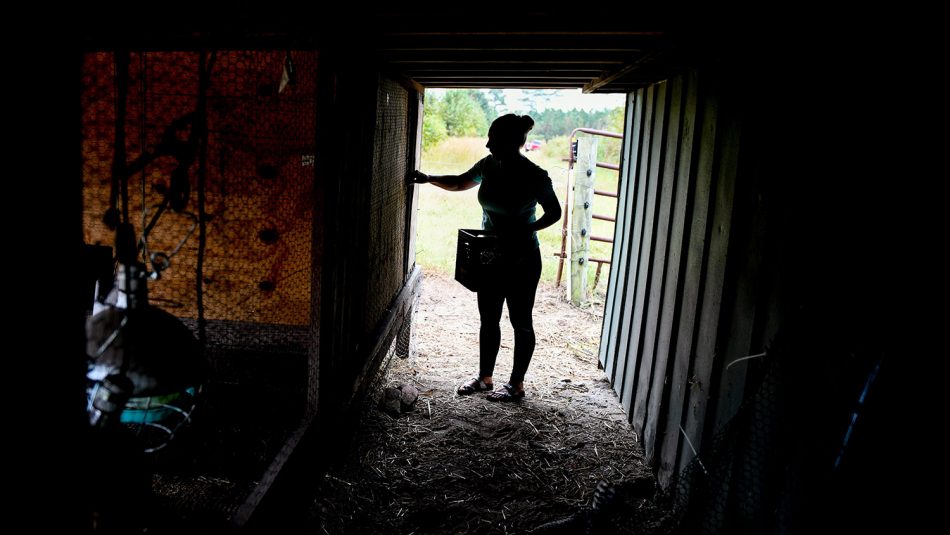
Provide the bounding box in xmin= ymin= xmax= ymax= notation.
xmin=82 ymin=51 xmax=316 ymax=341
xmin=364 ymin=77 xmax=410 ymax=338
xmin=670 ymin=355 xmax=785 ymax=534
xmin=81 ymin=50 xmax=318 ymax=529
xmin=663 ymin=323 xmax=885 ymax=535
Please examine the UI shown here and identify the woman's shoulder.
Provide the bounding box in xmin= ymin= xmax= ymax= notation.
xmin=517 ymin=155 xmax=549 ymax=178
xmin=475 ymin=155 xmax=500 ymax=173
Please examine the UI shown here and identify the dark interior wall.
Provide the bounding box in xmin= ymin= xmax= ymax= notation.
xmin=81 ymin=51 xmax=317 ymax=337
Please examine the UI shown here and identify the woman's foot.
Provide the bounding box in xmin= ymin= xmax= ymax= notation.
xmin=486 ymin=383 xmax=525 ymax=402
xmin=457 ymin=377 xmax=493 ymax=395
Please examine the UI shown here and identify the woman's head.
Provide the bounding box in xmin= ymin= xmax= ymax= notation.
xmin=486 ymin=114 xmax=534 ymax=159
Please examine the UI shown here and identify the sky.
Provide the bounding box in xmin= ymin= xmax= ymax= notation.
xmin=426 ymin=88 xmax=625 ymax=113
xmin=520 ymin=89 xmax=626 ymax=112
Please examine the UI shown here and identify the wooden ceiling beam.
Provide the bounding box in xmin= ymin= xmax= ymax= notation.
xmin=403 ymin=68 xmax=605 ymax=75
xmin=412 ymin=74 xmax=595 ymax=80
xmin=583 ymin=50 xmax=664 ymax=93
xmin=375 ymin=34 xmax=656 ymax=52
xmin=416 ymin=82 xmax=588 ymax=88
xmin=381 ymin=30 xmax=665 ymax=37
xmin=382 ymin=49 xmax=643 ymax=63
xmin=415 ymin=81 xmax=590 ymax=87
xmin=370 ymin=13 xmax=669 ymax=35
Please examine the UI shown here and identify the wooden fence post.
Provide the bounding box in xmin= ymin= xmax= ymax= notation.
xmin=568 ymin=136 xmax=597 ymax=305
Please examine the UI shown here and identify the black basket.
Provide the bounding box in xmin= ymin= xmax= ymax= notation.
xmin=455 ymin=229 xmax=502 ymax=292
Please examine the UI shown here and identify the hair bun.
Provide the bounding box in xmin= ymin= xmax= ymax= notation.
xmin=520 ymin=115 xmax=535 ymax=133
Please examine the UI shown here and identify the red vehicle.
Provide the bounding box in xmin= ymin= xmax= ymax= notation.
xmin=524 ymin=139 xmax=543 ymax=152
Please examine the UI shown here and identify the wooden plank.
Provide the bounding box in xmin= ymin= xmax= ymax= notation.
xmin=382 ymin=68 xmax=426 ymax=95
xmin=318 ymin=66 xmax=379 ymax=414
xmin=308 ymin=53 xmax=331 ymax=415
xmin=569 ymin=136 xmax=597 ymax=305
xmin=583 ymin=50 xmax=661 ymax=93
xmin=412 ymin=74 xmax=598 ymax=80
xmin=345 ymin=72 xmax=379 ymax=388
xmin=644 ymin=71 xmax=699 ymax=464
xmin=351 ymin=266 xmax=423 ymax=402
xmin=416 ymin=77 xmax=592 ymax=84
xmin=392 ymin=61 xmax=625 ymax=69
xmin=657 ymin=73 xmax=718 ymax=489
xmin=676 ymin=86 xmax=742 ymax=478
xmin=752 ymin=203 xmax=785 ymax=363
xmin=610 ymin=84 xmax=655 ymax=402
xmin=231 ymin=412 xmax=314 ymax=528
xmin=632 ymin=74 xmax=683 ymax=440
xmin=310 ymin=54 xmax=342 ymax=414
xmin=378 ymin=34 xmax=656 ymax=52
xmin=712 ymin=131 xmax=768 ymax=434
xmin=383 ymin=49 xmax=636 ymax=63
xmin=405 ymin=89 xmax=424 ymax=275
xmin=621 ymin=80 xmax=668 ymax=416
xmin=377 ymin=19 xmax=669 ymax=35
xmin=405 ymin=69 xmax=607 ymax=77
xmin=416 ymin=82 xmax=593 ymax=88
xmin=600 ymin=91 xmax=643 ymax=376
xmin=599 ymin=91 xmax=639 ymax=371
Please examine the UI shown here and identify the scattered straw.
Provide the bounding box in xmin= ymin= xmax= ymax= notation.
xmin=311 ymin=272 xmax=671 ymax=534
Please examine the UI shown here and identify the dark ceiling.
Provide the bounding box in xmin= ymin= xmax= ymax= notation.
xmin=369 ymin=15 xmax=678 ymax=93
xmin=78 ymin=9 xmax=749 ymax=93
xmin=365 ymin=11 xmax=697 ymax=93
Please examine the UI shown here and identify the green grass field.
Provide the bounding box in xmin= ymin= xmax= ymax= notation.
xmin=416 ymin=136 xmax=620 ymax=298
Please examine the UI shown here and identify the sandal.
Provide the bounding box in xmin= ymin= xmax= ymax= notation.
xmin=486 ymin=383 xmax=525 ymax=402
xmin=457 ymin=377 xmax=492 ymax=395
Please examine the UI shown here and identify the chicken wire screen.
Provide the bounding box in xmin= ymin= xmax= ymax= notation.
xmin=82 ymin=51 xmax=316 ymax=347
xmin=662 ymin=322 xmax=885 ymax=535
xmin=362 ymin=77 xmax=410 ymax=339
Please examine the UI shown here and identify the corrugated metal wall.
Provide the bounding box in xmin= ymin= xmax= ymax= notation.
xmin=598 ymin=69 xmax=781 ymax=489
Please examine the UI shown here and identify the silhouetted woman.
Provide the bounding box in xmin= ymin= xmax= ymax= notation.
xmin=410 ymin=114 xmax=561 ymax=401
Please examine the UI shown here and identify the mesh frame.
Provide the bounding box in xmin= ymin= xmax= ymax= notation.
xmin=363 ymin=76 xmax=410 ymax=338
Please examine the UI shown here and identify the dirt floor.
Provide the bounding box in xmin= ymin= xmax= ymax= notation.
xmin=310 ymin=270 xmax=673 ymax=534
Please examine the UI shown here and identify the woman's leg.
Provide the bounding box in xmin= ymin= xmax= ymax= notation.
xmin=507 ymin=248 xmax=542 ymax=385
xmin=477 ymin=289 xmax=505 ymax=380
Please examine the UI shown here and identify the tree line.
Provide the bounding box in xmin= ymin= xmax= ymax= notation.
xmin=423 ymin=89 xmax=623 ymax=150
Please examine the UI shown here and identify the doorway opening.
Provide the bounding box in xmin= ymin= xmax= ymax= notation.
xmin=309 ymin=89 xmax=676 ymax=533
xmin=415 ymin=88 xmax=625 ymax=308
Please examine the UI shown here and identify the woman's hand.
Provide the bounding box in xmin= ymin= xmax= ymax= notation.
xmin=408 ymin=170 xmax=430 ymax=184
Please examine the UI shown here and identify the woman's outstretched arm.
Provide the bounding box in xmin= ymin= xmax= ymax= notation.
xmin=409 ymin=169 xmax=479 ymax=191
